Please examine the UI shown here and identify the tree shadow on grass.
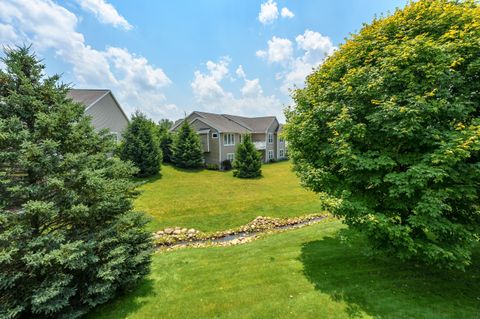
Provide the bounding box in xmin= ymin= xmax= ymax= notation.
xmin=88 ymin=278 xmax=156 ymax=319
xmin=300 ymin=237 xmax=480 ymax=319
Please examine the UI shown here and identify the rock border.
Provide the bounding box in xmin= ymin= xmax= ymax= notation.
xmin=154 ymin=213 xmax=333 ymax=251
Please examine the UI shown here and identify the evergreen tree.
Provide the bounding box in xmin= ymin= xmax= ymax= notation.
xmin=120 ymin=111 xmax=161 ymax=177
xmin=171 ymin=119 xmax=203 ymax=168
xmin=233 ymin=134 xmax=262 ymax=178
xmin=0 ymin=46 xmax=152 ymax=319
xmin=157 ymin=120 xmax=173 ymax=163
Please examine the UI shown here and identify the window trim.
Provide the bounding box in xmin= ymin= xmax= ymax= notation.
xmin=268 ymin=133 xmax=274 ymax=144
xmin=223 ymin=133 xmax=235 ymax=146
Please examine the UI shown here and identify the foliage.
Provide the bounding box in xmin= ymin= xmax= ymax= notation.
xmin=136 ymin=161 xmax=322 ymax=232
xmin=157 ymin=119 xmax=173 ymax=163
xmin=0 ymin=46 xmax=152 ymax=319
xmin=285 ymin=0 xmax=480 ymax=270
xmin=205 ymin=163 xmax=219 ymax=170
xmin=90 ymin=220 xmax=480 ymax=319
xmin=171 ymin=119 xmax=203 ymax=168
xmin=221 ymin=159 xmax=232 ymax=171
xmin=233 ymin=134 xmax=262 ymax=178
xmin=120 ymin=112 xmax=161 ymax=177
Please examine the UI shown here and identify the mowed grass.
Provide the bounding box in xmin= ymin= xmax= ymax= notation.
xmin=136 ymin=161 xmax=323 ymax=232
xmin=89 ymin=220 xmax=480 ymax=319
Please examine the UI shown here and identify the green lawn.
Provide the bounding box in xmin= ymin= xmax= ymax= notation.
xmin=89 ymin=220 xmax=480 ymax=319
xmin=136 ymin=161 xmax=323 ymax=232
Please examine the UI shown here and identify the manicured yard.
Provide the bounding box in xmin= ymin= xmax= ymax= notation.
xmin=89 ymin=220 xmax=480 ymax=319
xmin=136 ymin=161 xmax=324 ymax=232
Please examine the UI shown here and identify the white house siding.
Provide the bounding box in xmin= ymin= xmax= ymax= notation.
xmin=265 ymin=119 xmax=279 ymax=163
xmin=85 ymin=93 xmax=129 ymax=139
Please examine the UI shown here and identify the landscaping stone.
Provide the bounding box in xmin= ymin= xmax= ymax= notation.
xmin=164 ymin=228 xmax=173 ymax=235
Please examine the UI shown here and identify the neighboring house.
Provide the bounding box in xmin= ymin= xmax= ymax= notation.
xmin=67 ymin=89 xmax=129 ymax=141
xmin=171 ymin=111 xmax=288 ymax=166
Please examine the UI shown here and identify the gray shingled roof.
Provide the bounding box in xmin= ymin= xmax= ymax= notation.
xmin=173 ymin=111 xmax=279 ymax=133
xmin=67 ymin=89 xmax=110 ymax=108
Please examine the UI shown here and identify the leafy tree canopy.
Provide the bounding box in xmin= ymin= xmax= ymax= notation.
xmin=0 ymin=46 xmax=152 ymax=318
xmin=285 ymin=0 xmax=480 ymax=270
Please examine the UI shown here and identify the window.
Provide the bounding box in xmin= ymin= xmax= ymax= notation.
xmin=212 ymin=132 xmax=218 ymax=138
xmin=268 ymin=133 xmax=274 ymax=144
xmin=223 ymin=133 xmax=235 ymax=146
xmin=227 ymin=153 xmax=235 ymax=161
xmin=279 ymin=136 xmax=284 ymax=143
xmin=268 ymin=150 xmax=274 ymax=160
xmin=239 ymin=135 xmax=243 ymax=143
xmin=109 ymin=132 xmax=119 ymax=143
xmin=279 ymin=149 xmax=284 ymax=157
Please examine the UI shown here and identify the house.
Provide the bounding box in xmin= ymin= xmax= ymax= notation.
xmin=171 ymin=111 xmax=287 ymax=166
xmin=67 ymin=89 xmax=129 ymax=141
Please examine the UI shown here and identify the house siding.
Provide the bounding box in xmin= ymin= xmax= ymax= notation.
xmin=265 ymin=119 xmax=278 ymax=163
xmin=189 ymin=120 xmax=219 ymax=165
xmin=219 ymin=133 xmax=241 ymax=163
xmin=85 ymin=93 xmax=129 ymax=140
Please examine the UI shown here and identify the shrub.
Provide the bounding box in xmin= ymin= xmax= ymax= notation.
xmin=0 ymin=46 xmax=152 ymax=318
xmin=205 ymin=163 xmax=219 ymax=170
xmin=171 ymin=119 xmax=204 ymax=168
xmin=221 ymin=159 xmax=232 ymax=171
xmin=233 ymin=135 xmax=262 ymax=178
xmin=120 ymin=111 xmax=162 ymax=177
xmin=285 ymin=0 xmax=480 ymax=270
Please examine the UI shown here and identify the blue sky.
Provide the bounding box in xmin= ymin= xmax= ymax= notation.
xmin=0 ymin=0 xmax=407 ymax=121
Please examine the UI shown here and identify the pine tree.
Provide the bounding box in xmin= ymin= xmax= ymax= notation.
xmin=171 ymin=119 xmax=204 ymax=168
xmin=233 ymin=134 xmax=262 ymax=178
xmin=0 ymin=46 xmax=152 ymax=318
xmin=120 ymin=111 xmax=161 ymax=177
xmin=157 ymin=120 xmax=173 ymax=163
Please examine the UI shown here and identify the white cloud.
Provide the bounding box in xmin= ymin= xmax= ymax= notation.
xmin=0 ymin=0 xmax=178 ymax=120
xmin=191 ymin=58 xmax=281 ymax=118
xmin=280 ymin=7 xmax=294 ymax=18
xmin=258 ymin=0 xmax=278 ymax=25
xmin=255 ymin=50 xmax=267 ymax=58
xmin=257 ymin=30 xmax=336 ymax=94
xmin=258 ymin=36 xmax=293 ymax=63
xmin=235 ymin=65 xmax=246 ymax=78
xmin=76 ymin=0 xmax=132 ymax=31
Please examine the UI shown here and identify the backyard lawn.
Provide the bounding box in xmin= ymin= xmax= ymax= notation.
xmin=89 ymin=220 xmax=480 ymax=319
xmin=136 ymin=161 xmax=324 ymax=232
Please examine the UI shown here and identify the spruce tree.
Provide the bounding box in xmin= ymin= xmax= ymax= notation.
xmin=120 ymin=111 xmax=161 ymax=177
xmin=171 ymin=119 xmax=204 ymax=168
xmin=0 ymin=46 xmax=152 ymax=318
xmin=158 ymin=120 xmax=173 ymax=163
xmin=233 ymin=134 xmax=262 ymax=178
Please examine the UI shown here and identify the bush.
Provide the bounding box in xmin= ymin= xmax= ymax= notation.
xmin=205 ymin=163 xmax=219 ymax=170
xmin=233 ymin=135 xmax=262 ymax=178
xmin=0 ymin=46 xmax=152 ymax=318
xmin=171 ymin=119 xmax=204 ymax=168
xmin=120 ymin=111 xmax=162 ymax=177
xmin=285 ymin=0 xmax=480 ymax=270
xmin=221 ymin=159 xmax=232 ymax=171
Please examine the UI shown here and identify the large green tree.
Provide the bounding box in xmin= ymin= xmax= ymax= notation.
xmin=120 ymin=111 xmax=161 ymax=177
xmin=0 ymin=46 xmax=152 ymax=318
xmin=285 ymin=0 xmax=480 ymax=270
xmin=171 ymin=119 xmax=204 ymax=168
xmin=157 ymin=119 xmax=173 ymax=163
xmin=233 ymin=135 xmax=262 ymax=178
